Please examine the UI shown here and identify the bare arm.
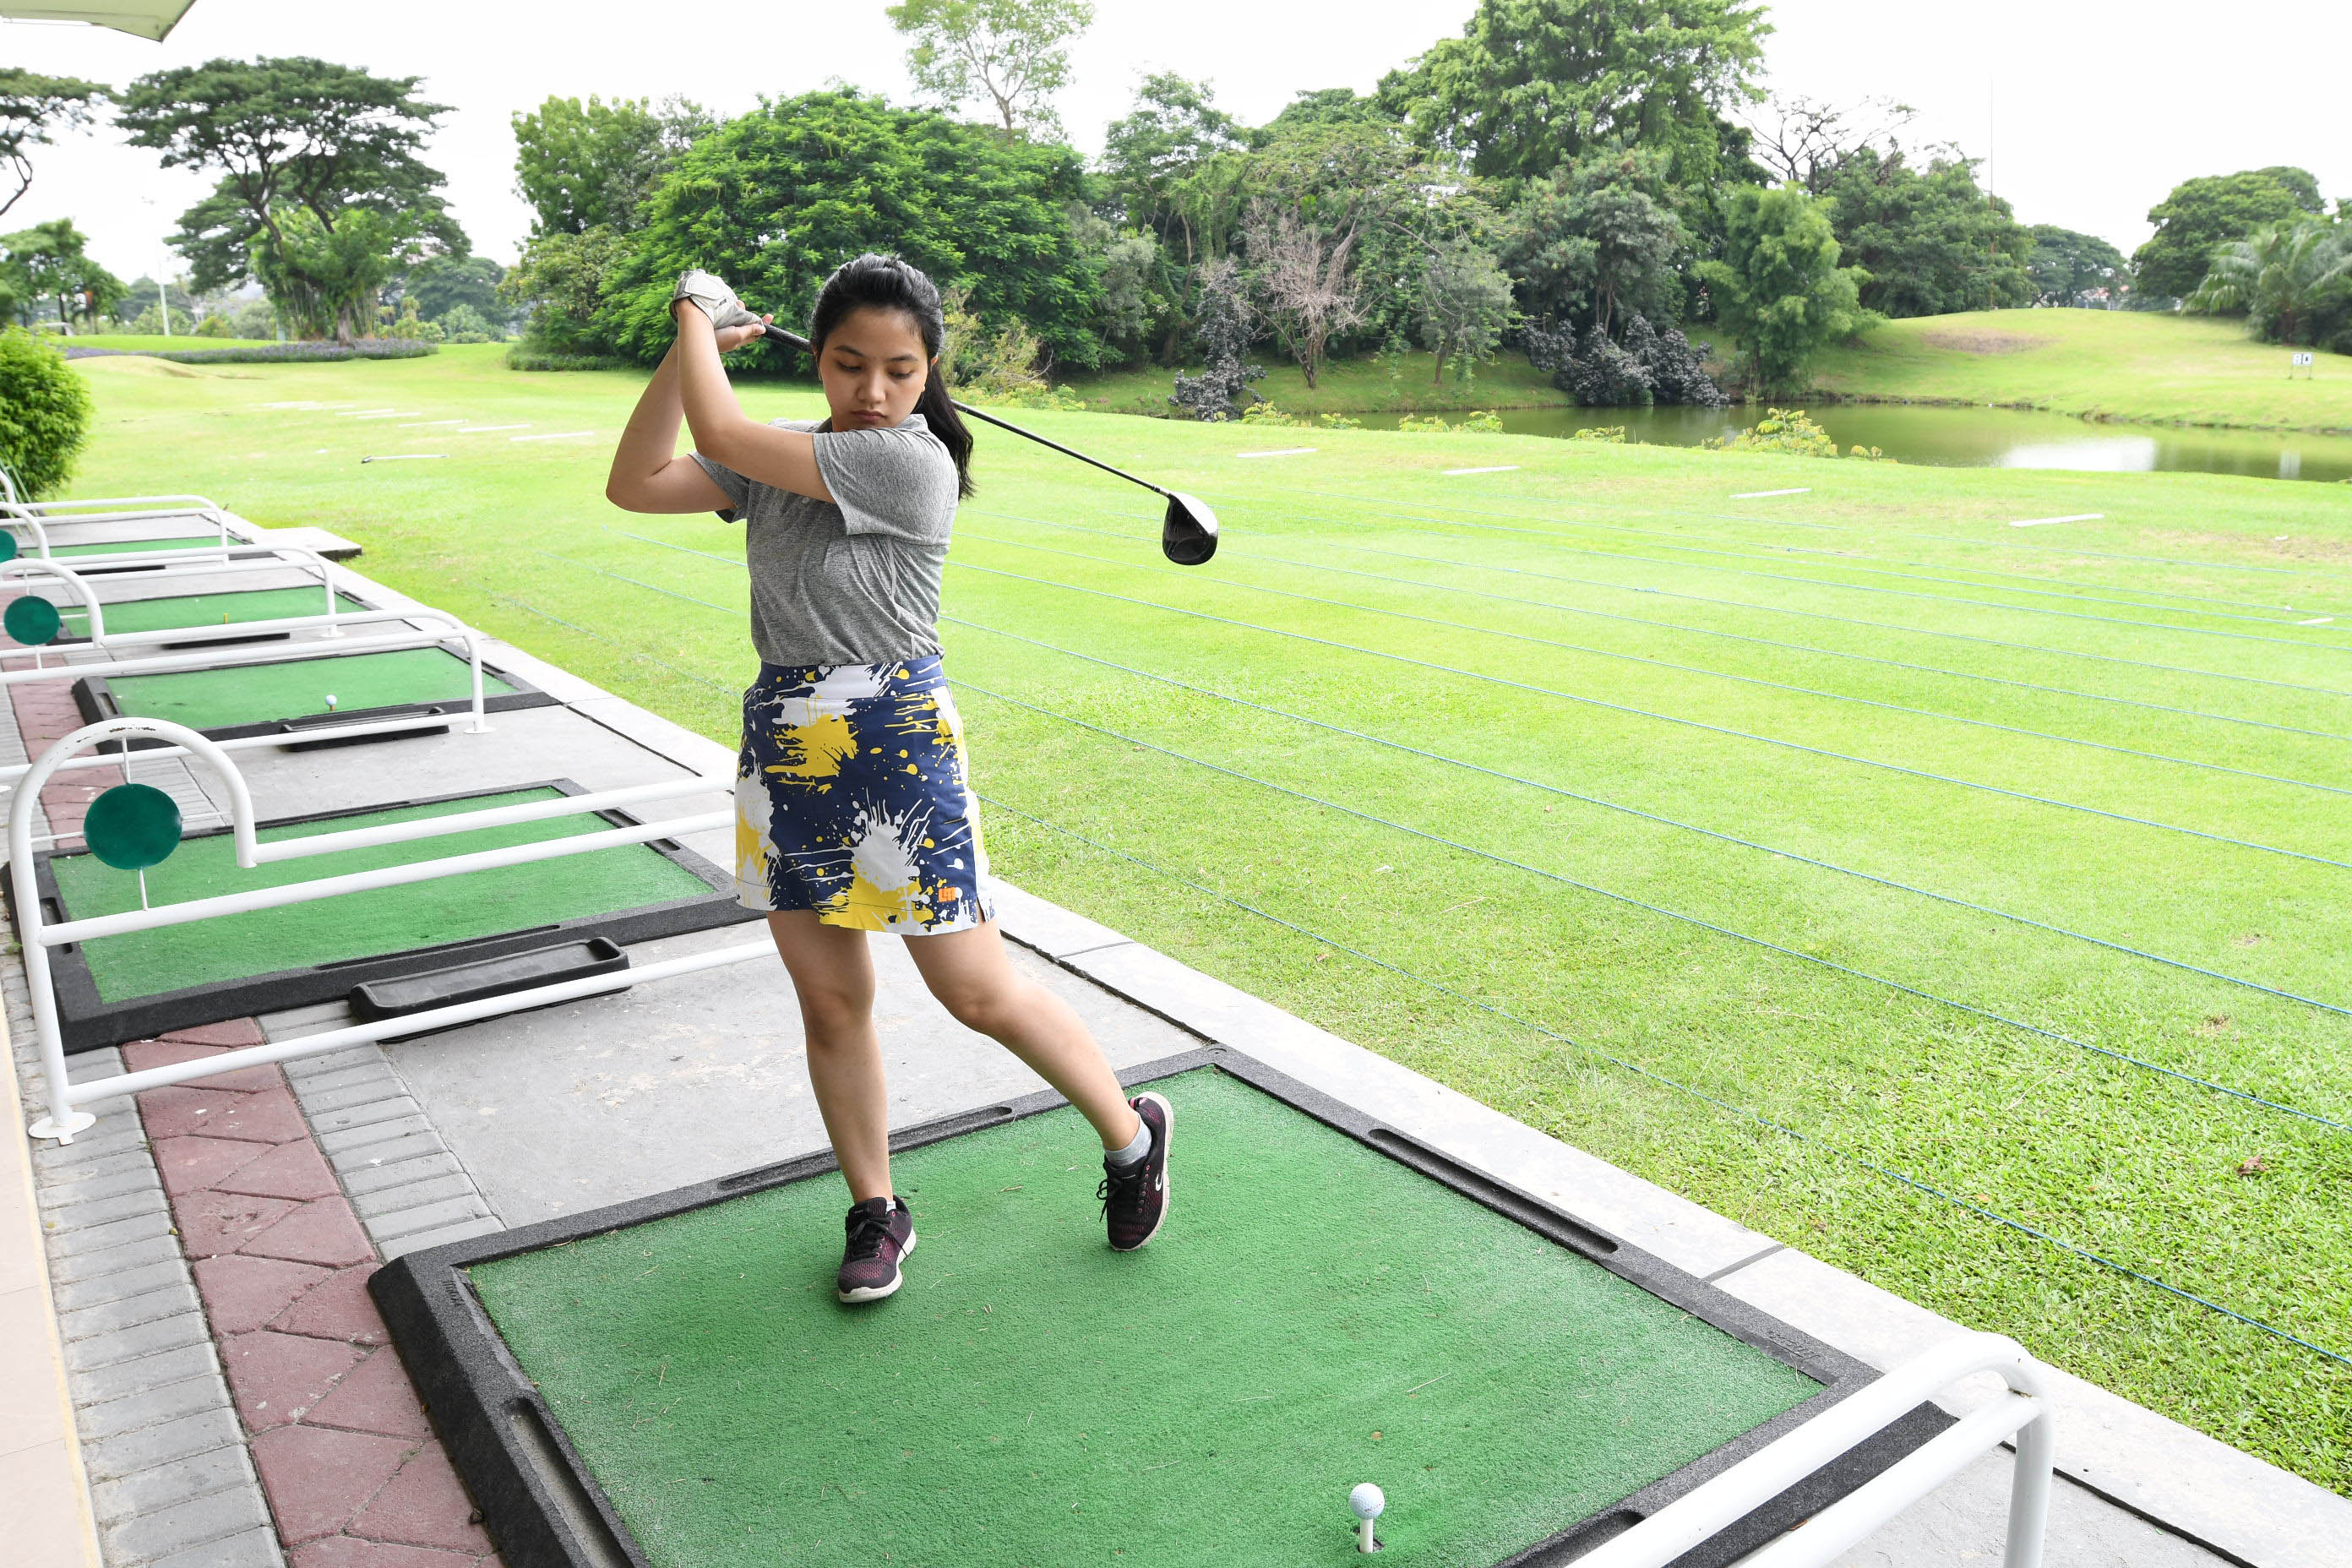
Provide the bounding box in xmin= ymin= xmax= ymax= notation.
xmin=669 ymin=302 xmax=836 ymax=504
xmin=604 ymin=337 xmax=738 ymax=514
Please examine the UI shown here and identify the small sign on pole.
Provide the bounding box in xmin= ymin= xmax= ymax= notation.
xmin=2290 ymin=351 xmax=2315 ymax=378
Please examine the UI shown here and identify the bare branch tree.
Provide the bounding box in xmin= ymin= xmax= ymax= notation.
xmin=1242 ymin=203 xmax=1368 ymax=390
xmin=1745 ymin=94 xmax=1916 ymax=194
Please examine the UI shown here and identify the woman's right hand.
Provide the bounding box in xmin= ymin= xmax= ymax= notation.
xmin=714 ymin=313 xmax=773 ymax=353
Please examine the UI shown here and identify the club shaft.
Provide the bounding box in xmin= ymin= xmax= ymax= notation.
xmin=760 ymin=324 xmax=1169 ymax=500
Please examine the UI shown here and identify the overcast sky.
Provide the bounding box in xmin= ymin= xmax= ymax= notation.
xmin=6 ymin=0 xmax=2346 ymax=284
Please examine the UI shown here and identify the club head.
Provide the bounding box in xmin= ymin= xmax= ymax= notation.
xmin=1162 ymin=492 xmax=1219 ymax=565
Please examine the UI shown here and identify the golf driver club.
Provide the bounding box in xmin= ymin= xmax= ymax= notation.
xmin=760 ymin=323 xmax=1218 ymax=565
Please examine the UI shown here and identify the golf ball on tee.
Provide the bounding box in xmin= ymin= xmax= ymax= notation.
xmin=1351 ymin=1483 xmax=1386 ymax=1520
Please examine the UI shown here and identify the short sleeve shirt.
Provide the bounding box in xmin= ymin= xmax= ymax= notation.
xmin=691 ymin=413 xmax=959 ymax=667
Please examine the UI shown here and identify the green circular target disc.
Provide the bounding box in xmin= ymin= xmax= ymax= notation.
xmin=83 ymin=783 xmax=182 ymax=871
xmin=4 ymin=594 xmax=61 ymax=646
xmin=0 ymin=530 xmax=18 ymax=564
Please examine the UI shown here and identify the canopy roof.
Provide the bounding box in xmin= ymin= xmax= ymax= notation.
xmin=0 ymin=1 xmax=197 ymax=41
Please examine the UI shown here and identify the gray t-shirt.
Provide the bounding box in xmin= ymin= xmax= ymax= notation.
xmin=691 ymin=413 xmax=959 ymax=667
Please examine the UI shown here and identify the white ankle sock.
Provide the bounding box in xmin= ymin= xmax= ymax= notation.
xmin=1104 ymin=1118 xmax=1152 ymax=1167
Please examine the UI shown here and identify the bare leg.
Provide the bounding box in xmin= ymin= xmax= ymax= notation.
xmin=765 ymin=912 xmax=894 ymax=1203
xmin=902 ymin=920 xmax=1144 ymax=1151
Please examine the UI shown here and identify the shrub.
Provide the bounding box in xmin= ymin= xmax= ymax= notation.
xmin=1396 ymin=410 xmax=1505 ymax=434
xmin=62 ymin=340 xmax=436 ymax=365
xmin=193 ymin=314 xmax=231 ymax=337
xmin=229 ymin=298 xmax=279 ymax=339
xmin=505 ymin=347 xmax=630 ymax=372
xmin=0 ymin=329 xmax=95 ymax=498
xmin=1571 ymin=426 xmax=1628 ymax=442
xmin=438 ymin=302 xmax=502 ymax=344
xmin=1240 ymin=404 xmax=1365 ymax=431
xmin=1701 ymin=408 xmax=1886 ymax=460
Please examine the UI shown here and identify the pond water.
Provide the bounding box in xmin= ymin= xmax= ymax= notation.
xmin=1358 ymin=402 xmax=2352 ymax=484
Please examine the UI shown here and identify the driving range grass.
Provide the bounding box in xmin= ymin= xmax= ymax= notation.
xmin=54 ymin=342 xmax=2352 ymax=1490
xmin=1804 ymin=308 xmax=2352 ymax=433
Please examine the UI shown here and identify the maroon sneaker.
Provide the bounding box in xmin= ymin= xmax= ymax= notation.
xmin=1098 ymin=1092 xmax=1173 ymax=1252
xmin=836 ymin=1196 xmax=915 ymax=1304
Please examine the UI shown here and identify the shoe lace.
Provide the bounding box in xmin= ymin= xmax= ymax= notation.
xmin=1097 ymin=1160 xmax=1148 ymax=1215
xmin=844 ymin=1205 xmax=895 ymax=1261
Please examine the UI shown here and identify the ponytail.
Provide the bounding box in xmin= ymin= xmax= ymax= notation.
xmin=809 ymin=253 xmax=975 ymax=499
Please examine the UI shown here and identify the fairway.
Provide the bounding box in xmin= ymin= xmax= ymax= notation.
xmin=61 ymin=344 xmax=2352 ymax=1489
xmin=57 ymin=585 xmax=368 ymax=638
xmin=443 ymin=1064 xmax=1841 ymax=1566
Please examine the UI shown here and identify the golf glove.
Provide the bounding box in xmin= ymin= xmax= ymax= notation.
xmin=672 ymin=270 xmax=763 ymax=332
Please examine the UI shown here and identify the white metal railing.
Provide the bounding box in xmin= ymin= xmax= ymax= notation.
xmin=0 ymin=465 xmax=226 ymax=529
xmin=1573 ymin=1331 xmax=2052 ymax=1568
xmin=2 ymin=546 xmax=346 ymax=645
xmin=14 ymin=716 xmax=754 ymax=1142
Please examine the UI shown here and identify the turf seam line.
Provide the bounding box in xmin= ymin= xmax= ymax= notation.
xmin=1273 ymin=486 xmax=2352 ymax=653
xmin=975 ymin=792 xmax=2352 ymax=1371
xmin=970 ymin=506 xmax=2349 ymax=744
xmin=1097 ymin=496 xmax=2352 ymax=705
xmin=944 ymin=559 xmax=2352 ymax=874
xmin=966 ymin=519 xmax=2352 ymax=792
xmin=950 ymin=670 xmax=2352 ymax=1130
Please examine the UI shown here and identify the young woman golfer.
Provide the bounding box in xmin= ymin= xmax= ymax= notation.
xmin=606 ymin=255 xmax=1171 ymax=1303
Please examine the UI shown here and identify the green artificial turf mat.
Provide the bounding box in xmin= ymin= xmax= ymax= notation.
xmin=101 ymin=646 xmax=520 ymax=728
xmin=51 ymin=786 xmax=715 ymax=1000
xmin=470 ymin=1069 xmax=1821 ymax=1566
xmin=63 ymin=587 xmax=369 ymax=636
xmin=53 ymin=536 xmax=215 ymax=557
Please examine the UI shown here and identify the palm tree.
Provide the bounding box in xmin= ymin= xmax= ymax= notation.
xmin=2186 ymin=220 xmax=2352 ymax=346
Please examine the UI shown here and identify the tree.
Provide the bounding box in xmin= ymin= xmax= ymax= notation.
xmin=116 ymin=57 xmax=464 ymax=338
xmin=1 ymin=70 xmax=109 ymax=220
xmin=1244 ymin=204 xmax=1369 ymax=389
xmin=400 ymin=254 xmax=506 ymax=326
xmin=1379 ymin=0 xmax=1771 ymax=187
xmin=512 ymin=95 xmax=710 ymax=237
xmin=1100 ymin=74 xmax=1244 ymax=246
xmin=885 ymin=0 xmax=1095 ymax=139
xmin=2186 ymin=220 xmax=2351 ymax=346
xmin=500 ymin=226 xmax=633 ymax=354
xmin=1695 ymin=183 xmax=1870 ymax=393
xmin=1819 ymin=147 xmax=2031 ymax=317
xmin=1252 ymin=87 xmax=1396 ymax=147
xmin=1504 ymin=145 xmax=1685 ymax=336
xmin=2132 ymin=168 xmax=2324 ymax=302
xmin=1168 ymin=257 xmax=1260 ymax=420
xmin=2028 ymin=226 xmax=2127 ymax=308
xmin=0 ymin=329 xmax=92 ymax=498
xmin=1419 ymin=237 xmax=1516 ymax=383
xmin=253 ymin=206 xmax=425 ymax=344
xmin=614 ymin=90 xmax=1106 ymax=367
xmin=1 ymin=220 xmax=126 ymax=331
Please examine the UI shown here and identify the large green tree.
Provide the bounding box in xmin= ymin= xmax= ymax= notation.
xmin=116 ymin=57 xmax=464 ymax=340
xmin=2186 ymin=219 xmax=2351 ymax=347
xmin=1098 ymin=74 xmax=1244 ymax=253
xmin=1695 ymin=183 xmax=1869 ymax=392
xmin=0 ymin=219 xmax=126 ymax=331
xmin=2132 ymin=167 xmax=2324 ymax=301
xmin=1819 ymin=147 xmax=2031 ymax=317
xmin=1501 ymin=144 xmax=1685 ymax=335
xmin=1378 ymin=0 xmax=1770 ymax=187
xmin=613 ymin=90 xmax=1106 ymax=368
xmin=885 ymin=0 xmax=1094 ymax=139
xmin=1 ymin=69 xmax=109 ymax=219
xmin=400 ymin=254 xmax=507 ymax=327
xmin=511 ymin=95 xmax=710 ymax=237
xmin=2028 ymin=226 xmax=2127 ymax=308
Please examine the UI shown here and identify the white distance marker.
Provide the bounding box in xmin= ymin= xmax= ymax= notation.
xmin=359 ymin=454 xmax=449 ymax=463
xmin=1350 ymin=1483 xmax=1385 ymax=1553
xmin=348 ymin=411 xmax=423 ymax=420
xmin=1442 ymin=465 xmax=1518 ymax=476
xmin=399 ymin=419 xmax=466 ymax=427
xmin=1731 ymin=487 xmax=1810 ymax=498
xmin=457 ymin=424 xmax=531 ymax=433
xmin=512 ymin=430 xmax=597 ymax=442
xmin=1238 ymin=448 xmax=1317 ymax=459
xmin=2299 ymin=617 xmax=2335 ymax=625
xmin=2008 ymin=513 xmax=2103 ymax=528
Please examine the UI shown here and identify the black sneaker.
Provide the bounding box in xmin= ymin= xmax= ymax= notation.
xmin=1098 ymin=1092 xmax=1173 ymax=1252
xmin=837 ymin=1195 xmax=915 ymax=1303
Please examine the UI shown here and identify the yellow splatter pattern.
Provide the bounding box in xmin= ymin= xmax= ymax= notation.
xmin=734 ymin=657 xmax=992 ymax=934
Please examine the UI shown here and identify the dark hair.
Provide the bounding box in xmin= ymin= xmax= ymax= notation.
xmin=808 ymin=253 xmax=974 ymax=498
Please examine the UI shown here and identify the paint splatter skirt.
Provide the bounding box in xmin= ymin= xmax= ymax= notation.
xmin=733 ymin=656 xmax=996 ymax=934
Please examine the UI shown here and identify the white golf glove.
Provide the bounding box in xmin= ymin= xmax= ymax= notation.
xmin=671 ymin=270 xmax=763 ymax=332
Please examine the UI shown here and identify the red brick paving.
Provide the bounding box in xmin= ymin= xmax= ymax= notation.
xmin=3 ymin=657 xmax=119 ymax=847
xmin=134 ymin=1032 xmax=503 ymax=1565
